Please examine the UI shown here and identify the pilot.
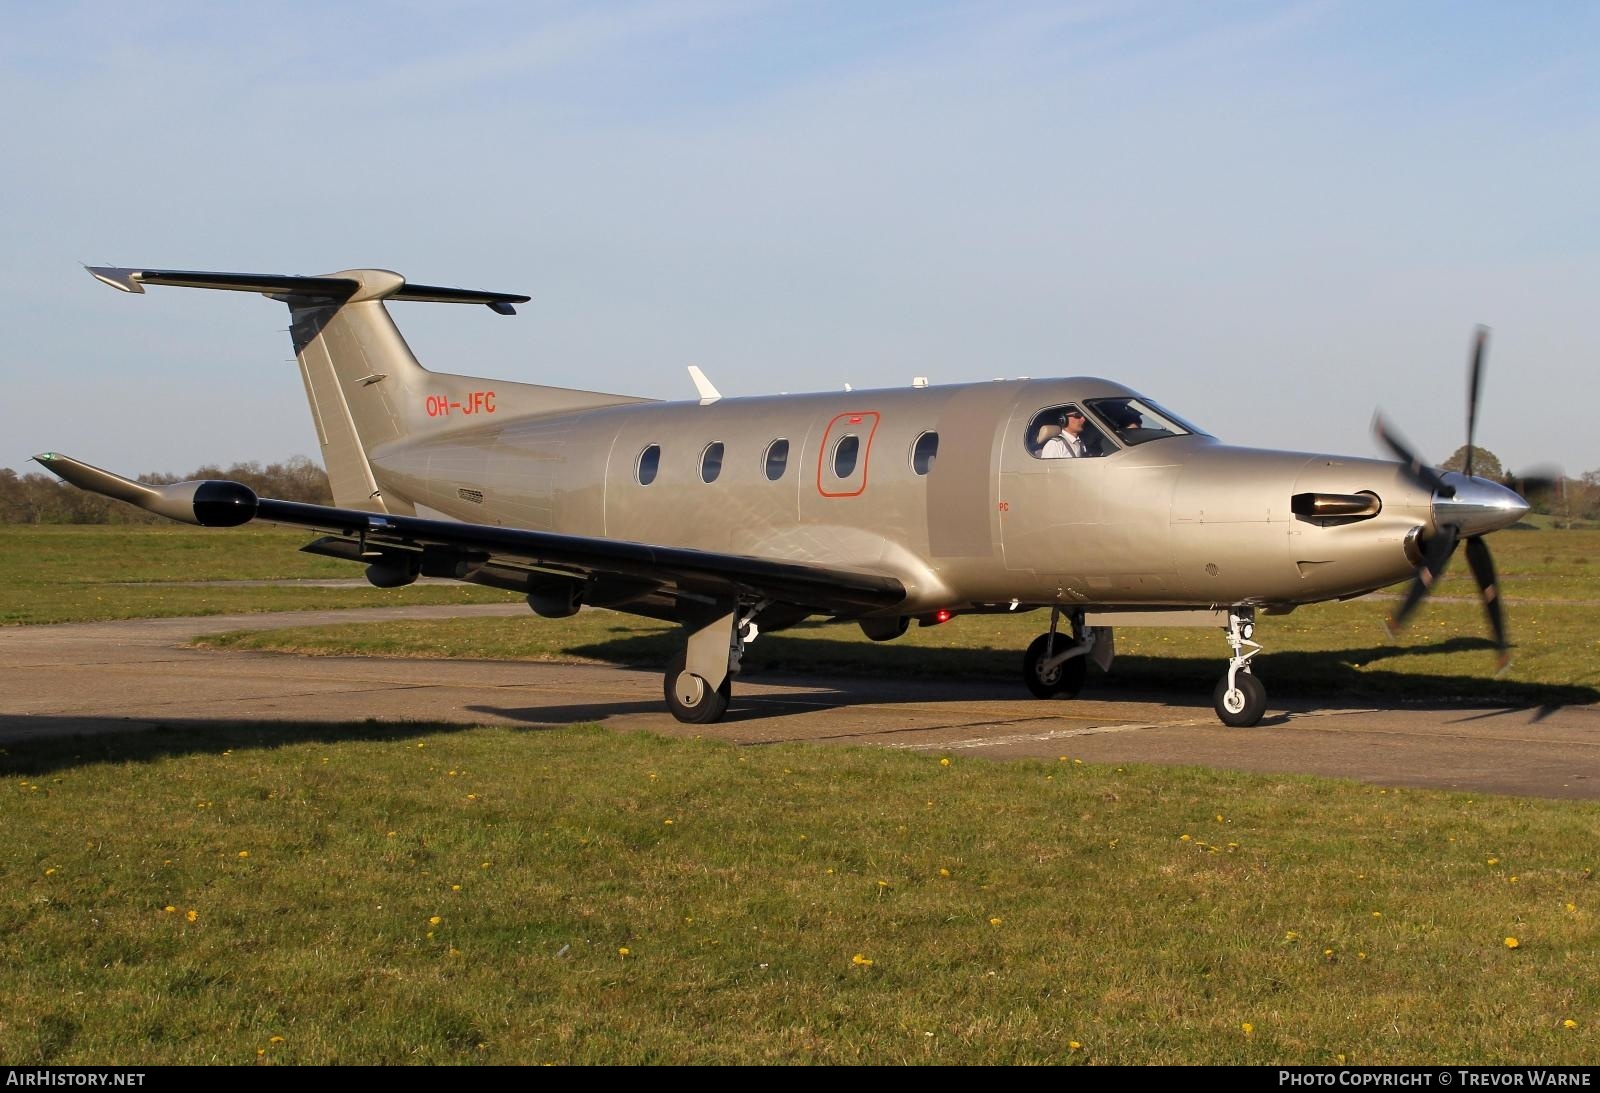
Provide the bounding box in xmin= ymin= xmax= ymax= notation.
xmin=1040 ymin=410 xmax=1090 ymax=458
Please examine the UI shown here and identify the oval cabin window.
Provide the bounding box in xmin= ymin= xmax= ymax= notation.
xmin=700 ymin=442 xmax=724 ymax=484
xmin=764 ymin=439 xmax=789 ymax=481
xmin=637 ymin=444 xmax=661 ymax=486
xmin=833 ymin=435 xmax=860 ymax=479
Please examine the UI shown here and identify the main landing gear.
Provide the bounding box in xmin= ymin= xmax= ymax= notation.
xmin=1212 ymin=607 xmax=1266 ymax=727
xmin=663 ymin=599 xmax=765 ymax=724
xmin=1022 ymin=607 xmax=1093 ymax=699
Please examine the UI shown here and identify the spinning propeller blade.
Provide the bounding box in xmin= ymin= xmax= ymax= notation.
xmin=1385 ymin=522 xmax=1458 ymax=637
xmin=1371 ymin=412 xmax=1454 ymax=498
xmin=1464 ymin=326 xmax=1486 ymax=478
xmin=1463 ymin=535 xmax=1510 ymax=671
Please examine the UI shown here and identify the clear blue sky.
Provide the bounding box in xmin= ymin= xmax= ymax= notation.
xmin=4 ymin=1 xmax=1596 ymax=477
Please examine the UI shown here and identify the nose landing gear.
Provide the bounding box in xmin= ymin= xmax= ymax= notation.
xmin=1213 ymin=607 xmax=1267 ymax=727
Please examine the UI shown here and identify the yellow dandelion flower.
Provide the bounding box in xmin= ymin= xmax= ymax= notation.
xmin=269 ymin=1036 xmax=285 ymax=1044
xmin=163 ymin=905 xmax=176 ymax=914
xmin=1180 ymin=834 xmax=1192 ymax=841
xmin=1487 ymin=858 xmax=1499 ymax=865
xmin=44 ymin=867 xmax=56 ymax=876
xmin=1073 ymin=758 xmax=1083 ymax=765
xmin=940 ymin=757 xmax=951 ymax=767
xmin=877 ymin=880 xmax=890 ymax=888
xmin=186 ymin=910 xmax=198 ymax=923
xmin=1371 ymin=911 xmax=1382 ymax=918
xmin=1566 ymin=903 xmax=1577 ymax=913
xmin=1241 ymin=1022 xmax=1254 ymax=1035
xmin=1215 ymin=815 xmax=1224 ymax=823
xmin=618 ymin=947 xmax=630 ymax=957
xmin=481 ymin=862 xmax=491 ymax=869
xmin=466 ymin=794 xmax=478 ymax=801
xmin=256 ymin=1049 xmax=265 ymax=1057
xmin=1285 ymin=931 xmax=1300 ymax=942
xmin=851 ymin=953 xmax=873 ymax=966
xmin=1357 ymin=952 xmax=1367 ymax=960
xmin=1564 ymin=1019 xmax=1578 ymax=1030
xmin=451 ymin=884 xmax=462 ymax=892
xmin=1324 ymin=948 xmax=1335 ymax=957
xmin=238 ymin=851 xmax=250 ymax=859
xmin=663 ymin=818 xmax=673 ymax=825
xmin=1068 ymin=1041 xmax=1082 ymax=1051
xmin=989 ymin=917 xmax=1003 ymax=926
xmin=387 ymin=831 xmax=397 ymax=838
xmin=939 ymin=868 xmax=950 ymax=877
xmin=1510 ymin=876 xmax=1518 ymax=883
xmin=1504 ymin=937 xmax=1520 ymax=949
xmin=429 ymin=916 xmax=442 ymax=926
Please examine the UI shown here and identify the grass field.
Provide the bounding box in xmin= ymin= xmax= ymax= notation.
xmin=2 ymin=524 xmax=1598 ymax=1065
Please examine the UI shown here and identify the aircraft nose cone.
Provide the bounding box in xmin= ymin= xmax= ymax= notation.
xmin=1434 ymin=471 xmax=1530 ymax=537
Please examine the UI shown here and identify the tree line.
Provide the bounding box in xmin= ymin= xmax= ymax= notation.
xmin=0 ymin=457 xmax=332 ymax=524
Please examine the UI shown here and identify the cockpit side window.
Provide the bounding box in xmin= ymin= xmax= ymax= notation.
xmin=1026 ymin=405 xmax=1109 ymax=459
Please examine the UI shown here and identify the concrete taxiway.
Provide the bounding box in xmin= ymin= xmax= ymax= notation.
xmin=2 ymin=604 xmax=1598 ymax=801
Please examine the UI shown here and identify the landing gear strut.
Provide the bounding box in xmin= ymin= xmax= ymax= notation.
xmin=1212 ymin=607 xmax=1267 ymax=727
xmin=663 ymin=599 xmax=764 ymax=724
xmin=1022 ymin=607 xmax=1091 ymax=700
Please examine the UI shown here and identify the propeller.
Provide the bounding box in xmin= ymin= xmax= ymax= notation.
xmin=1372 ymin=326 xmax=1527 ymax=673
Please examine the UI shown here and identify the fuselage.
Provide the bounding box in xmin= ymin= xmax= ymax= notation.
xmin=364 ymin=376 xmax=1440 ymax=616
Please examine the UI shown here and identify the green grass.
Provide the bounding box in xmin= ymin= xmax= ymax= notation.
xmin=6 ymin=525 xmax=1600 ymax=1064
xmin=3 ymin=723 xmax=1598 ymax=1065
xmin=0 ymin=525 xmax=516 ymax=625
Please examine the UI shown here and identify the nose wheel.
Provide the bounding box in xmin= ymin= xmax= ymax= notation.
xmin=1212 ymin=608 xmax=1267 ymax=727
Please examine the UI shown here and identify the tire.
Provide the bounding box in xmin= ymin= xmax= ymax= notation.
xmin=1022 ymin=633 xmax=1088 ymax=700
xmin=1212 ymin=671 xmax=1267 ymax=728
xmin=664 ymin=651 xmax=731 ymax=724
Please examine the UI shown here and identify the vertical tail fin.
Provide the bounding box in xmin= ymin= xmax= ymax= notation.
xmin=87 ymin=266 xmax=649 ymax=513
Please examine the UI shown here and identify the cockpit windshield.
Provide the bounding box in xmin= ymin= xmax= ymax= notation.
xmin=1084 ymin=398 xmax=1209 ymax=447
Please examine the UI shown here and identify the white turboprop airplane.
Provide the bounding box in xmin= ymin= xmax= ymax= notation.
xmin=38 ymin=265 xmax=1533 ymax=727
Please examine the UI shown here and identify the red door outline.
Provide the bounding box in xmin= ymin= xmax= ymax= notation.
xmin=816 ymin=411 xmax=880 ymax=498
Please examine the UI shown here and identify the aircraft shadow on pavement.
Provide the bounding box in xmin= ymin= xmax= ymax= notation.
xmin=563 ymin=633 xmax=1600 ymax=711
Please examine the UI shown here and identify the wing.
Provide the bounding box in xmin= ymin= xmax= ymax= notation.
xmin=33 ymin=453 xmax=907 ymax=618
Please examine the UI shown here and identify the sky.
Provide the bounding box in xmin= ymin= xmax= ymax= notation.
xmin=3 ymin=0 xmax=1597 ymax=479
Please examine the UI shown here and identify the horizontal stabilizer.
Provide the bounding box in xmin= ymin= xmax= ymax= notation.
xmin=85 ymin=266 xmax=529 ymax=314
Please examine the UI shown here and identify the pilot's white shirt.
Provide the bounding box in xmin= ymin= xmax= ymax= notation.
xmin=1040 ymin=434 xmax=1086 ymax=458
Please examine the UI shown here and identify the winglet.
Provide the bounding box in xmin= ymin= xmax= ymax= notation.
xmin=687 ymin=365 xmax=721 ymax=405
xmin=86 ymin=266 xmax=145 ymax=293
